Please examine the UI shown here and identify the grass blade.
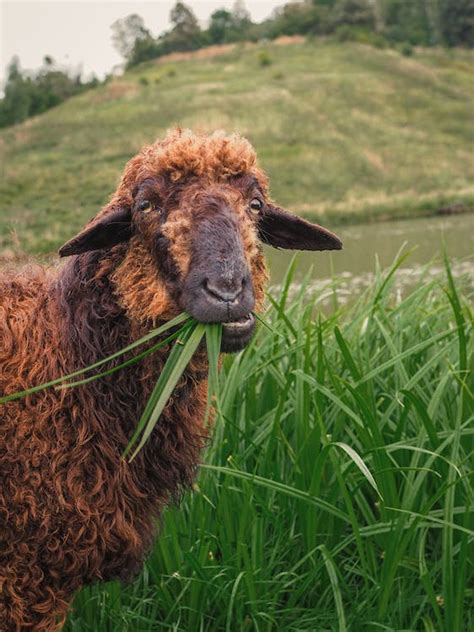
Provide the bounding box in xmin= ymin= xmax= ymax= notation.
xmin=0 ymin=312 xmax=191 ymax=403
xmin=127 ymin=323 xmax=207 ymax=460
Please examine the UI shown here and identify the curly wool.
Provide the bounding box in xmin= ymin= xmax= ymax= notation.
xmin=119 ymin=128 xmax=267 ymax=196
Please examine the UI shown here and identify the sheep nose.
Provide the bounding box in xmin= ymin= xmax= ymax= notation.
xmin=204 ymin=278 xmax=244 ymax=303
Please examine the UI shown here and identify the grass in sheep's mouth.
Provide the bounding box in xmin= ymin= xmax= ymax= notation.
xmin=123 ymin=321 xmax=222 ymax=461
xmin=0 ymin=313 xmax=223 ymax=461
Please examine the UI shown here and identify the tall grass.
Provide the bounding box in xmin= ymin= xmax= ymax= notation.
xmin=64 ymin=258 xmax=473 ymax=631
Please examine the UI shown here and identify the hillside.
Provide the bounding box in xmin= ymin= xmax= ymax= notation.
xmin=0 ymin=40 xmax=473 ymax=256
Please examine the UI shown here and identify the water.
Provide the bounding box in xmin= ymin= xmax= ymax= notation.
xmin=265 ymin=212 xmax=474 ymax=304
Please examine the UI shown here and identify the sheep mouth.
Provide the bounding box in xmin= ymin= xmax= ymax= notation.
xmin=220 ymin=313 xmax=255 ymax=352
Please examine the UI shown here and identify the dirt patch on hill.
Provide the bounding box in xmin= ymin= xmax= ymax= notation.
xmin=154 ymin=35 xmax=306 ymax=65
xmin=158 ymin=44 xmax=238 ymax=64
xmin=90 ymin=81 xmax=139 ymax=104
xmin=274 ymin=35 xmax=305 ymax=46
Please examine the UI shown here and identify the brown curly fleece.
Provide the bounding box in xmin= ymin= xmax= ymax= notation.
xmin=0 ymin=129 xmax=341 ymax=631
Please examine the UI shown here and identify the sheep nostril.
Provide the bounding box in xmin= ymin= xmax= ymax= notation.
xmin=204 ymin=279 xmax=243 ymax=303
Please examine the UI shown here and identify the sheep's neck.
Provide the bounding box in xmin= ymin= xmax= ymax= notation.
xmin=55 ymin=252 xmax=209 ymax=449
xmin=53 ymin=252 xmax=208 ymax=584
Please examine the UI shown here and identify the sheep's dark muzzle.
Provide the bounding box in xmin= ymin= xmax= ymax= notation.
xmin=181 ymin=207 xmax=256 ymax=352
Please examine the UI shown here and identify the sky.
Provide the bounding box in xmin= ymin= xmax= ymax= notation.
xmin=1 ymin=0 xmax=283 ymax=82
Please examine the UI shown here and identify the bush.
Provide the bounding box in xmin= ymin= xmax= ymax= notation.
xmin=138 ymin=76 xmax=149 ymax=86
xmin=400 ymin=42 xmax=414 ymax=57
xmin=257 ymin=50 xmax=272 ymax=67
xmin=335 ymin=25 xmax=387 ymax=48
xmin=364 ymin=32 xmax=388 ymax=49
xmin=335 ymin=24 xmax=355 ymax=41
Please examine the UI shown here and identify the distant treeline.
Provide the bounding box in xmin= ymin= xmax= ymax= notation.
xmin=118 ymin=0 xmax=473 ymax=67
xmin=1 ymin=0 xmax=472 ymax=129
xmin=0 ymin=56 xmax=99 ymax=129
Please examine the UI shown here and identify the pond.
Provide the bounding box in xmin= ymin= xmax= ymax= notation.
xmin=265 ymin=212 xmax=474 ymax=304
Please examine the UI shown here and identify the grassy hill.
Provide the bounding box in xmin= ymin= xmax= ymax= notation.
xmin=0 ymin=40 xmax=473 ymax=256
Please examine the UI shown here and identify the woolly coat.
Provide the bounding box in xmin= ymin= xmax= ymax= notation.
xmin=0 ymin=250 xmax=209 ymax=630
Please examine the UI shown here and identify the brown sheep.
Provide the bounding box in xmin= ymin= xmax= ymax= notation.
xmin=0 ymin=129 xmax=341 ymax=631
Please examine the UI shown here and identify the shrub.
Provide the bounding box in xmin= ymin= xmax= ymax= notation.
xmin=335 ymin=24 xmax=355 ymax=41
xmin=400 ymin=42 xmax=414 ymax=56
xmin=257 ymin=50 xmax=272 ymax=67
xmin=335 ymin=25 xmax=387 ymax=48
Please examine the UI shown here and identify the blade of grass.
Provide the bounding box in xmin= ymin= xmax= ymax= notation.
xmin=318 ymin=544 xmax=347 ymax=632
xmin=123 ymin=324 xmax=195 ymax=458
xmin=56 ymin=329 xmax=185 ymax=390
xmin=206 ymin=323 xmax=222 ymax=402
xmin=253 ymin=311 xmax=285 ymax=338
xmin=0 ymin=312 xmax=191 ymax=403
xmin=332 ymin=442 xmax=382 ymax=500
xmin=201 ymin=464 xmax=351 ymax=523
xmin=205 ymin=323 xmax=222 ymax=422
xmin=127 ymin=323 xmax=207 ymax=460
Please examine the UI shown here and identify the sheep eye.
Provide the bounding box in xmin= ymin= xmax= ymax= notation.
xmin=138 ymin=200 xmax=153 ymax=213
xmin=249 ymin=198 xmax=263 ymax=215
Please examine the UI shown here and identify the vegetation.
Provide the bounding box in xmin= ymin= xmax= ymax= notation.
xmin=1 ymin=0 xmax=472 ymax=128
xmin=0 ymin=40 xmax=472 ymax=256
xmin=0 ymin=56 xmax=99 ymax=129
xmin=116 ymin=0 xmax=474 ymax=68
xmin=61 ymin=256 xmax=473 ymax=630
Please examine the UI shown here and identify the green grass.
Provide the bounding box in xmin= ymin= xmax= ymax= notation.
xmin=1 ymin=40 xmax=473 ymax=255
xmin=63 ymin=257 xmax=473 ymax=631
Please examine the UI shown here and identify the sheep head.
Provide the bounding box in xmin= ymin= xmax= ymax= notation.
xmin=59 ymin=129 xmax=342 ymax=351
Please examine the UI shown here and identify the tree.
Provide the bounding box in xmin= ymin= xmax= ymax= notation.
xmin=232 ymin=0 xmax=251 ymax=28
xmin=0 ymin=57 xmax=32 ymax=126
xmin=168 ymin=2 xmax=202 ymax=51
xmin=208 ymin=2 xmax=253 ymax=44
xmin=6 ymin=55 xmax=22 ymax=81
xmin=440 ymin=0 xmax=474 ymax=46
xmin=381 ymin=0 xmax=431 ymax=44
xmin=209 ymin=9 xmax=234 ymax=44
xmin=332 ymin=0 xmax=376 ymax=29
xmin=111 ymin=14 xmax=151 ymax=60
xmin=266 ymin=1 xmax=324 ymax=38
xmin=368 ymin=0 xmax=385 ymax=32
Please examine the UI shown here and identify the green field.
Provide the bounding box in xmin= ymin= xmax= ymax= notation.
xmin=61 ymin=258 xmax=473 ymax=631
xmin=0 ymin=40 xmax=473 ymax=256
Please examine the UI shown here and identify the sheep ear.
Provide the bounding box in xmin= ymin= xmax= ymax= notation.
xmin=58 ymin=207 xmax=132 ymax=257
xmin=258 ymin=205 xmax=342 ymax=251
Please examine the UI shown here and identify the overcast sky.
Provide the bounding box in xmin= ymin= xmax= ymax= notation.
xmin=0 ymin=0 xmax=283 ymax=82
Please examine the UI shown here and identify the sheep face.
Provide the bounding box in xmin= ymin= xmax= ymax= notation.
xmin=59 ymin=130 xmax=342 ymax=351
xmin=128 ymin=174 xmax=266 ymax=351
